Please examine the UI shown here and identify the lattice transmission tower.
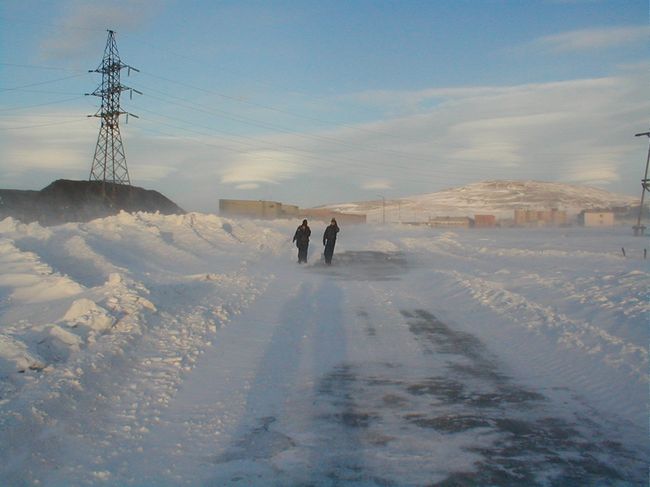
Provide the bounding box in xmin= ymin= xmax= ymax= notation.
xmin=633 ymin=130 xmax=650 ymax=236
xmin=87 ymin=30 xmax=141 ymax=185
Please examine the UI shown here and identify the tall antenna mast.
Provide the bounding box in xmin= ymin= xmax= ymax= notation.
xmin=633 ymin=131 xmax=650 ymax=236
xmin=87 ymin=29 xmax=141 ymax=185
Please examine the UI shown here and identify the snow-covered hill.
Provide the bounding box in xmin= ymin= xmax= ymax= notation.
xmin=323 ymin=180 xmax=639 ymax=223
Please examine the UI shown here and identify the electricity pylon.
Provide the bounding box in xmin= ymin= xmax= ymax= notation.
xmin=633 ymin=131 xmax=650 ymax=236
xmin=87 ymin=30 xmax=141 ymax=185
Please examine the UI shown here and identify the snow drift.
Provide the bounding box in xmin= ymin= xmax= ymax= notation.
xmin=0 ymin=212 xmax=647 ymax=485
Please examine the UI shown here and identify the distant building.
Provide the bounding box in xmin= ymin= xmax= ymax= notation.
xmin=401 ymin=221 xmax=430 ymax=227
xmin=611 ymin=205 xmax=645 ymax=224
xmin=219 ymin=199 xmax=299 ymax=219
xmin=218 ymin=199 xmax=366 ymax=223
xmin=579 ymin=210 xmax=615 ymax=227
xmin=514 ymin=208 xmax=567 ymax=227
xmin=301 ymin=208 xmax=366 ymax=224
xmin=474 ymin=214 xmax=496 ymax=228
xmin=429 ymin=216 xmax=472 ymax=228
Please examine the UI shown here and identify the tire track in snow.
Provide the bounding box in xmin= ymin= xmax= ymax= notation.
xmin=439 ymin=268 xmax=648 ymax=382
xmin=402 ymin=231 xmax=648 ymax=331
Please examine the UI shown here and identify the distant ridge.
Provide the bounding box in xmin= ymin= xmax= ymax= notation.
xmin=321 ymin=180 xmax=639 ymax=221
xmin=0 ymin=180 xmax=185 ymax=226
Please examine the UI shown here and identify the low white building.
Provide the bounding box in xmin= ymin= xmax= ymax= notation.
xmin=580 ymin=210 xmax=615 ymax=227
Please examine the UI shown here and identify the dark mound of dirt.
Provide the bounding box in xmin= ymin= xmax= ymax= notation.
xmin=0 ymin=180 xmax=185 ymax=226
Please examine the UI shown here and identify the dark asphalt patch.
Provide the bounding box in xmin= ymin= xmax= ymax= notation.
xmin=308 ymin=251 xmax=408 ymax=281
xmin=356 ymin=309 xmax=378 ymax=337
xmin=399 ymin=309 xmax=642 ymax=486
xmin=213 ymin=416 xmax=296 ymax=463
xmin=402 ymin=309 xmax=486 ymax=361
xmin=212 ymin=306 xmax=645 ymax=485
xmin=405 ymin=413 xmax=491 ymax=433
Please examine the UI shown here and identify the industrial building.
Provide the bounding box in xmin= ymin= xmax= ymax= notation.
xmin=301 ymin=208 xmax=366 ymax=224
xmin=218 ymin=200 xmax=299 ymax=219
xmin=474 ymin=214 xmax=497 ymax=228
xmin=218 ymin=199 xmax=365 ymax=224
xmin=428 ymin=216 xmax=473 ymax=228
xmin=579 ymin=210 xmax=615 ymax=227
xmin=514 ymin=208 xmax=567 ymax=227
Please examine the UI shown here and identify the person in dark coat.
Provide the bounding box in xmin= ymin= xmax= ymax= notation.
xmin=322 ymin=218 xmax=339 ymax=264
xmin=293 ymin=219 xmax=311 ymax=263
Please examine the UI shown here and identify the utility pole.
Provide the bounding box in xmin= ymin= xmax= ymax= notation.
xmin=633 ymin=131 xmax=650 ymax=236
xmin=378 ymin=195 xmax=386 ymax=224
xmin=87 ymin=30 xmax=141 ymax=186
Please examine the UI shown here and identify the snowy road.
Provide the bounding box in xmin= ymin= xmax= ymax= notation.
xmin=0 ymin=214 xmax=647 ymax=485
xmin=128 ymin=251 xmax=644 ymax=486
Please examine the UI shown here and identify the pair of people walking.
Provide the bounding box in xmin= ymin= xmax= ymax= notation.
xmin=292 ymin=218 xmax=339 ymax=265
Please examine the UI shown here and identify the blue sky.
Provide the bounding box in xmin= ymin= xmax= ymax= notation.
xmin=1 ymin=0 xmax=648 ymax=212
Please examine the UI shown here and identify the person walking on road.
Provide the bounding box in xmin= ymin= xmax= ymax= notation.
xmin=293 ymin=219 xmax=311 ymax=263
xmin=323 ymin=218 xmax=339 ymax=265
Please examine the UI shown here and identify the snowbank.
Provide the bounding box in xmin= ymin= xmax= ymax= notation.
xmin=0 ymin=213 xmax=647 ymax=485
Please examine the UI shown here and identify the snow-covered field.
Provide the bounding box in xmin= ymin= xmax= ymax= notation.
xmin=0 ymin=212 xmax=647 ymax=486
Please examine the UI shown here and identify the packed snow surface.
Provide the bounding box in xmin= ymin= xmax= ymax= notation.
xmin=0 ymin=212 xmax=647 ymax=486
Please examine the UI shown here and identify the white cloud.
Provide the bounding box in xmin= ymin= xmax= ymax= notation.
xmin=39 ymin=0 xmax=165 ymax=62
xmin=534 ymin=25 xmax=649 ymax=52
xmin=447 ymin=112 xmax=572 ymax=167
xmin=325 ymin=65 xmax=648 ymax=196
xmin=8 ymin=147 xmax=85 ymax=171
xmin=3 ymin=65 xmax=647 ymax=210
xmin=220 ymin=150 xmax=306 ymax=185
xmin=0 ymin=112 xmax=95 ymax=173
xmin=131 ymin=164 xmax=176 ymax=181
xmin=564 ymin=165 xmax=621 ymax=186
xmin=361 ymin=179 xmax=392 ymax=190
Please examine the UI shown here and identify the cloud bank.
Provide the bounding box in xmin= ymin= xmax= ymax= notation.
xmin=3 ymin=63 xmax=647 ymax=210
xmin=39 ymin=0 xmax=165 ymax=62
xmin=534 ymin=25 xmax=649 ymax=52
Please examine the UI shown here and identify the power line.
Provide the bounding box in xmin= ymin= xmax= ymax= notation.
xmin=134 ymin=108 xmax=527 ymax=184
xmin=0 ymin=95 xmax=87 ymax=112
xmin=124 ymin=34 xmax=387 ymax=116
xmin=0 ymin=73 xmax=88 ymax=92
xmin=1 ymin=66 xmax=618 ymax=180
xmin=0 ymin=62 xmax=87 ymax=72
xmin=131 ymin=82 xmax=455 ymax=165
xmin=0 ymin=15 xmax=102 ymax=33
xmin=135 ymin=107 xmax=434 ymax=176
xmin=135 ymin=121 xmax=486 ymax=187
xmin=1 ymin=29 xmax=632 ymax=190
xmin=131 ymin=78 xmax=628 ymax=166
xmin=0 ymin=118 xmax=90 ymax=130
xmin=137 ymin=69 xmax=420 ymax=143
xmin=0 ymin=70 xmax=631 ymax=164
xmin=0 ymin=88 xmax=83 ymax=95
xmin=2 ymin=61 xmax=432 ymax=171
xmin=134 ymin=88 xmax=589 ymax=177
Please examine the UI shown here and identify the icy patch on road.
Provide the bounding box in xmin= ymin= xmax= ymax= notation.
xmin=308 ymin=250 xmax=408 ymax=281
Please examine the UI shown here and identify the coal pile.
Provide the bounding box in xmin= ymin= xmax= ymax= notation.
xmin=0 ymin=180 xmax=185 ymax=226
